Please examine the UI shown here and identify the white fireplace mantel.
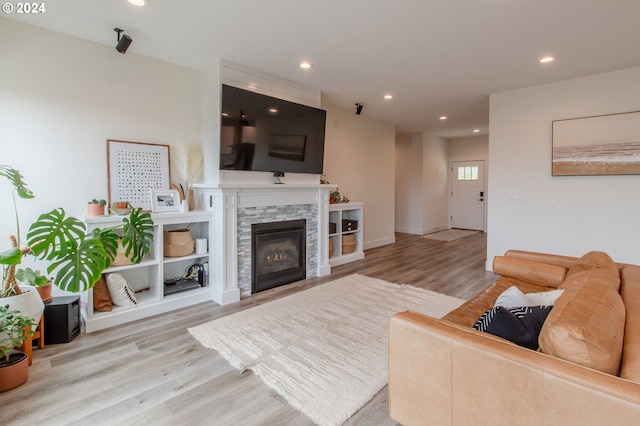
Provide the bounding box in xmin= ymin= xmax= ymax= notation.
xmin=193 ymin=183 xmax=337 ymax=305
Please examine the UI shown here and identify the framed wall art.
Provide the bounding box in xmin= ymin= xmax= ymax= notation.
xmin=552 ymin=111 xmax=640 ymax=176
xmin=150 ymin=189 xmax=181 ymax=213
xmin=107 ymin=140 xmax=171 ymax=210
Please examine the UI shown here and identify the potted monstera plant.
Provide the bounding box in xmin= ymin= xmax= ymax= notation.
xmin=1 ymin=165 xmax=154 ymax=300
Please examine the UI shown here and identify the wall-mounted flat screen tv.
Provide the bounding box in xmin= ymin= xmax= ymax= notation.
xmin=220 ymin=84 xmax=327 ymax=175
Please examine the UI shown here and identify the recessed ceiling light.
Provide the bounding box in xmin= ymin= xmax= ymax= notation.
xmin=221 ymin=112 xmax=228 ymax=117
xmin=383 ymin=94 xmax=393 ymax=100
xmin=439 ymin=116 xmax=447 ymax=121
xmin=299 ymin=62 xmax=312 ymax=69
xmin=473 ymin=129 xmax=480 ymax=133
xmin=540 ymin=56 xmax=555 ymax=63
xmin=128 ymin=0 xmax=149 ymax=6
xmin=269 ymin=108 xmax=278 ymax=113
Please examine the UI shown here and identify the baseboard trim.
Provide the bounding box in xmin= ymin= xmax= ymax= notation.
xmin=364 ymin=236 xmax=396 ymax=251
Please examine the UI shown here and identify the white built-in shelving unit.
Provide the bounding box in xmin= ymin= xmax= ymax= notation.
xmin=81 ymin=210 xmax=213 ymax=332
xmin=328 ymin=202 xmax=365 ymax=266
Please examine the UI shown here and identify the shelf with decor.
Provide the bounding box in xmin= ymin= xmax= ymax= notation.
xmin=80 ymin=210 xmax=214 ymax=332
xmin=328 ymin=202 xmax=364 ymax=267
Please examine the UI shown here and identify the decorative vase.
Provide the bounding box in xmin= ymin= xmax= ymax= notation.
xmin=86 ymin=204 xmax=105 ymax=217
xmin=36 ymin=281 xmax=53 ymax=303
xmin=0 ymin=351 xmax=29 ymax=392
xmin=187 ymin=189 xmax=195 ymax=211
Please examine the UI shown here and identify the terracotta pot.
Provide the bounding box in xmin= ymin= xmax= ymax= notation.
xmin=86 ymin=204 xmax=105 ymax=217
xmin=36 ymin=281 xmax=53 ymax=303
xmin=0 ymin=351 xmax=29 ymax=392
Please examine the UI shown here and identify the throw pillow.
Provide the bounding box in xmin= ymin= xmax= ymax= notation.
xmin=92 ymin=275 xmax=113 ymax=312
xmin=494 ymin=286 xmax=564 ymax=308
xmin=494 ymin=286 xmax=530 ymax=308
xmin=473 ymin=306 xmax=553 ymax=350
xmin=105 ymin=273 xmax=137 ymax=307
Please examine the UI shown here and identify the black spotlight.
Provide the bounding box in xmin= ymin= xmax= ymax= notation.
xmin=355 ymin=103 xmax=363 ymax=115
xmin=114 ymin=28 xmax=132 ymax=54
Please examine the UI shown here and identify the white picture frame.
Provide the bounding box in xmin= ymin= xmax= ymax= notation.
xmin=151 ymin=189 xmax=181 ymax=213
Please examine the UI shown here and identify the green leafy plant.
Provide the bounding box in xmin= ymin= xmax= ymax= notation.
xmin=88 ymin=199 xmax=107 ymax=206
xmin=15 ymin=268 xmax=50 ymax=287
xmin=0 ymin=304 xmax=36 ymax=363
xmin=1 ymin=165 xmax=154 ymax=295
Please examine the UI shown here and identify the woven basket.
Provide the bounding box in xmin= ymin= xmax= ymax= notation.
xmin=164 ymin=229 xmax=195 ymax=257
xmin=329 ymin=238 xmax=334 ymax=258
xmin=342 ymin=234 xmax=356 ymax=254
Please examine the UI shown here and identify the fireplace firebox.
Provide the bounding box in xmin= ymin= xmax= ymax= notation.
xmin=251 ymin=219 xmax=306 ymax=293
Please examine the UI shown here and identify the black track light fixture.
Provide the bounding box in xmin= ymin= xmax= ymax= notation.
xmin=355 ymin=103 xmax=363 ymax=115
xmin=114 ymin=27 xmax=133 ymax=54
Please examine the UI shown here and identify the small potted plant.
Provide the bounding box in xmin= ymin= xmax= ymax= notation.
xmin=87 ymin=199 xmax=107 ymax=217
xmin=0 ymin=304 xmax=36 ymax=392
xmin=16 ymin=268 xmax=52 ymax=303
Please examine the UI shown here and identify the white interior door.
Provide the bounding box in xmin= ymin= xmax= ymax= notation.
xmin=450 ymin=160 xmax=485 ymax=231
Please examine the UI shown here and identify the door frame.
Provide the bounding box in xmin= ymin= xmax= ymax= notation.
xmin=449 ymin=157 xmax=488 ymax=231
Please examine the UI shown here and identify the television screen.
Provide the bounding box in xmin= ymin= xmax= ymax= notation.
xmin=220 ymin=84 xmax=326 ymax=174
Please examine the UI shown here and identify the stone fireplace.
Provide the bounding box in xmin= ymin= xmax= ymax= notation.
xmin=194 ymin=183 xmax=335 ymax=305
xmin=251 ymin=219 xmax=306 ymax=294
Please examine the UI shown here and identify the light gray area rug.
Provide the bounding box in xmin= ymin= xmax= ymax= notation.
xmin=422 ymin=228 xmax=479 ymax=242
xmin=188 ymin=274 xmax=463 ymax=426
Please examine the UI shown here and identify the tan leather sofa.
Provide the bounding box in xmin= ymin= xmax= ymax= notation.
xmin=389 ymin=250 xmax=640 ymax=425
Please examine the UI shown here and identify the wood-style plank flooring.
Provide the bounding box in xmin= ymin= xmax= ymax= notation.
xmin=0 ymin=232 xmax=496 ymax=425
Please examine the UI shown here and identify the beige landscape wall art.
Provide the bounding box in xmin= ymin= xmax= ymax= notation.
xmin=552 ymin=111 xmax=640 ymax=176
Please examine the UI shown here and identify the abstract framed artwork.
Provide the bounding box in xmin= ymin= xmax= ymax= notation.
xmin=552 ymin=111 xmax=640 ymax=176
xmin=107 ymin=140 xmax=171 ymax=210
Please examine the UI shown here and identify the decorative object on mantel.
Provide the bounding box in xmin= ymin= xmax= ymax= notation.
xmin=175 ymin=142 xmax=204 ymax=210
xmin=189 ymin=274 xmax=463 ymax=426
xmin=111 ymin=201 xmax=132 ymax=215
xmin=86 ymin=199 xmax=107 ymax=217
xmin=330 ymin=189 xmax=341 ymax=204
xmin=150 ymin=189 xmax=181 ymax=213
xmin=552 ymin=110 xmax=640 ymax=176
xmin=107 ymin=139 xmax=171 ymax=211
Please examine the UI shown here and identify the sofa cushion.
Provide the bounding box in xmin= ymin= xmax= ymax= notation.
xmin=539 ymin=274 xmax=625 ymax=375
xmin=495 ymin=286 xmax=564 ymax=308
xmin=442 ymin=277 xmax=553 ymax=327
xmin=565 ymin=251 xmax=620 ymax=291
xmin=560 ymin=268 xmax=621 ymax=293
xmin=473 ymin=305 xmax=553 ymax=350
xmin=493 ymin=256 xmax=567 ymax=288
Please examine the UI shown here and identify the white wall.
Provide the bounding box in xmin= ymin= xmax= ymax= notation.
xmin=395 ymin=133 xmax=424 ymax=234
xmin=488 ymin=66 xmax=640 ymax=266
xmin=1 ymin=19 xmax=397 ymax=267
xmin=422 ymin=135 xmax=449 ymax=233
xmin=323 ymin=106 xmax=396 ymax=249
xmin=0 ymin=19 xmax=201 ymax=271
xmin=449 ymin=135 xmax=488 ymax=160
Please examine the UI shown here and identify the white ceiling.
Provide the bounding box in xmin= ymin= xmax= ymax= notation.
xmin=6 ymin=0 xmax=640 ymax=138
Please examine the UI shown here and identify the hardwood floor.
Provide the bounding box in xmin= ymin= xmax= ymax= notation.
xmin=0 ymin=232 xmax=496 ymax=425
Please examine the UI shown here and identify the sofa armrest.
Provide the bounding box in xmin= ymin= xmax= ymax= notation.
xmin=389 ymin=311 xmax=640 ymax=426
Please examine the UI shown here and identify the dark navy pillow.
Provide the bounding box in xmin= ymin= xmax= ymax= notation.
xmin=472 ymin=306 xmax=553 ymax=350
